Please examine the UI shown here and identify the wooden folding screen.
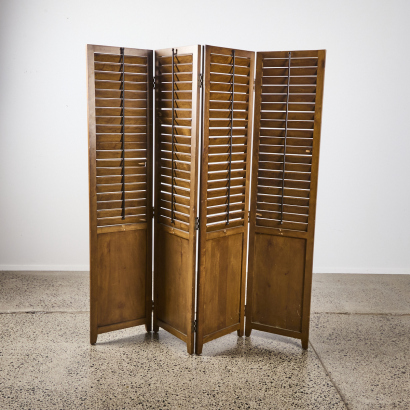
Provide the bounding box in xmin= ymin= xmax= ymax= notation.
xmin=245 ymin=50 xmax=326 ymax=349
xmin=195 ymin=46 xmax=255 ymax=354
xmin=88 ymin=44 xmax=325 ymax=354
xmin=153 ymin=46 xmax=201 ymax=355
xmin=87 ymin=45 xmax=153 ymax=344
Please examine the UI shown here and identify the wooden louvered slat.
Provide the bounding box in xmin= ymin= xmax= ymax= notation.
xmin=88 ymin=44 xmax=153 ymax=345
xmin=246 ymin=49 xmax=326 ymax=351
xmin=196 ymin=46 xmax=255 ymax=356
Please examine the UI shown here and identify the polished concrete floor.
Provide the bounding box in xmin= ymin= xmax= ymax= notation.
xmin=0 ymin=272 xmax=409 ymax=409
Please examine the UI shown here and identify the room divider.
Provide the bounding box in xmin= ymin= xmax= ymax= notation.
xmin=87 ymin=44 xmax=326 ymax=355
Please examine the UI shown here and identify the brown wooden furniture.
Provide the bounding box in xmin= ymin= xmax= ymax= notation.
xmin=87 ymin=44 xmax=325 ymax=354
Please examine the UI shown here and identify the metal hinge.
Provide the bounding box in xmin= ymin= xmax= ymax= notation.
xmin=152 ymin=207 xmax=155 ymax=218
xmin=248 ymin=210 xmax=250 ymax=220
xmin=244 ymin=304 xmax=247 ymax=317
xmin=152 ymin=76 xmax=156 ymax=89
xmin=198 ymin=73 xmax=203 ymax=88
xmin=192 ymin=319 xmax=197 ymax=332
xmin=194 ymin=217 xmax=199 ymax=230
xmin=152 ymin=300 xmax=154 ymax=311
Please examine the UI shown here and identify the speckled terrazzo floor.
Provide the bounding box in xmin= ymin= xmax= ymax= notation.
xmin=0 ymin=272 xmax=409 ymax=409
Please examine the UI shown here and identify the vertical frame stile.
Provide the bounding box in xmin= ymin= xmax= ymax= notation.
xmin=301 ymin=50 xmax=326 ymax=348
xmin=145 ymin=50 xmax=154 ymax=332
xmin=87 ymin=44 xmax=98 ymax=344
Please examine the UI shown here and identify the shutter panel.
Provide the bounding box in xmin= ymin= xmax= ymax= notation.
xmin=153 ymin=46 xmax=201 ymax=354
xmin=88 ymin=45 xmax=153 ymax=343
xmin=246 ymin=50 xmax=326 ymax=348
xmin=196 ymin=46 xmax=255 ymax=355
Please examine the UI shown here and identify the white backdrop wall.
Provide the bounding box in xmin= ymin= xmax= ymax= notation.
xmin=0 ymin=0 xmax=409 ymax=273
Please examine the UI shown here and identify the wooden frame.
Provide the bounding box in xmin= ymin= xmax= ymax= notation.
xmin=88 ymin=44 xmax=153 ymax=344
xmin=153 ymin=45 xmax=201 ymax=354
xmin=196 ymin=45 xmax=255 ymax=355
xmin=87 ymin=44 xmax=325 ymax=354
xmin=245 ymin=50 xmax=326 ymax=349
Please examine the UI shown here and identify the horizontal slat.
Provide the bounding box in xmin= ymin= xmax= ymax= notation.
xmin=262 ymin=76 xmax=317 ymax=85
xmin=160 ymin=184 xmax=190 ymax=198
xmin=160 ymin=174 xmax=190 ymax=189
xmin=208 ymin=145 xmax=247 ymax=155
xmin=95 ymin=89 xmax=146 ymax=99
xmin=96 ymin=125 xmax=146 ymax=133
xmin=96 ymin=107 xmax=146 ymax=117
xmin=256 ymin=218 xmax=307 ymax=232
xmin=95 ymin=98 xmax=147 ymax=108
xmin=159 ymin=208 xmax=190 ymax=224
xmin=159 ymin=191 xmax=190 ymax=207
xmin=210 ymin=101 xmax=248 ymax=110
xmin=257 ymin=169 xmax=311 ymax=181
xmin=96 ymin=182 xmax=146 ymax=193
xmin=207 ymin=194 xmax=245 ymax=207
xmin=261 ymin=102 xmax=315 ymax=112
xmin=158 ymin=64 xmax=193 ymax=74
xmin=257 ymin=194 xmax=309 ymax=207
xmin=262 ymin=85 xmax=316 ymax=94
xmin=258 ymin=161 xmax=311 ymax=173
xmin=262 ymin=58 xmax=318 ymax=68
xmin=94 ymin=53 xmax=147 ymax=65
xmin=94 ymin=62 xmax=147 ymax=74
xmin=95 ymin=80 xmax=146 ymax=91
xmin=158 ymin=215 xmax=189 ymax=232
xmin=97 ymin=159 xmax=146 ymax=167
xmin=261 ymin=94 xmax=316 ymax=103
xmin=97 ymin=206 xmax=147 ymax=218
xmin=159 ymin=199 xmax=190 ymax=215
xmin=207 ymin=202 xmax=245 ymax=216
xmin=208 ymin=169 xmax=246 ymax=180
xmin=160 ymin=134 xmax=191 ymax=145
xmin=256 ymin=202 xmax=309 ymax=215
xmin=160 ymin=125 xmax=191 ymax=137
xmin=97 ymin=198 xmax=146 ymax=209
xmin=258 ymin=153 xmax=312 ymax=164
xmin=160 ymin=151 xmax=191 ymax=162
xmin=160 ymin=109 xmax=192 ymax=119
xmin=207 ymin=178 xmax=245 ymax=189
xmin=210 ymin=92 xmax=249 ymax=102
xmin=260 ymin=111 xmax=315 ymax=121
xmin=161 ymin=142 xmax=191 ymax=154
xmin=96 ymin=166 xmax=146 ymax=176
xmin=95 ymin=71 xmax=147 ymax=82
xmin=96 ymin=150 xmax=146 ymax=160
xmin=209 ymin=136 xmax=247 ymax=145
xmin=160 ymin=118 xmax=192 ymax=127
xmin=158 ymin=55 xmax=193 ymax=65
xmin=210 ymin=83 xmax=249 ymax=93
xmin=97 ymin=142 xmax=146 ymax=150
xmin=210 ymin=64 xmax=250 ymax=76
xmin=97 ymin=214 xmax=146 ymax=226
xmin=209 ymin=110 xmax=248 ymax=119
xmin=97 ymin=190 xmax=146 ymax=201
xmin=96 ymin=117 xmax=146 ymax=126
xmin=159 ymin=100 xmax=192 ymax=109
xmin=159 ymin=167 xmax=190 ymax=181
xmin=160 ymin=158 xmax=190 ymax=172
xmin=159 ymin=91 xmax=192 ymax=100
xmin=262 ymin=50 xmax=319 ymax=59
xmin=206 ymin=219 xmax=244 ymax=232
xmin=255 ymin=210 xmax=308 ymax=223
xmin=209 ymin=119 xmax=248 ymax=128
xmin=210 ymin=54 xmax=250 ymax=67
xmin=209 ymin=128 xmax=249 ymax=137
xmin=97 ymin=174 xmax=146 ymax=184
xmin=258 ymin=177 xmax=310 ymax=190
xmin=262 ymin=67 xmax=317 ymax=76
xmin=159 ymin=73 xmax=192 ymax=82
xmin=257 ymin=186 xmax=310 ymax=198
xmin=259 ymin=128 xmax=313 ymax=138
xmin=96 ymin=134 xmax=147 ymax=143
xmin=259 ymin=145 xmax=312 ymax=155
xmin=208 ymin=153 xmax=247 ymax=163
xmin=207 ymin=211 xmax=245 ymax=224
xmin=208 ymin=162 xmax=246 ymax=172
xmin=207 ymin=186 xmax=245 ymax=198
xmin=160 ymin=82 xmax=193 ymax=91
xmin=210 ymin=73 xmax=250 ymax=85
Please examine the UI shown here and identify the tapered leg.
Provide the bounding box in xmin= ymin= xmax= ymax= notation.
xmin=301 ymin=337 xmax=309 ymax=350
xmin=90 ymin=329 xmax=98 ymax=345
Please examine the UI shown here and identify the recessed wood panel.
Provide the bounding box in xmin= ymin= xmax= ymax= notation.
xmin=97 ymin=229 xmax=147 ymax=327
xmin=252 ymin=234 xmax=305 ymax=332
xmin=203 ymin=233 xmax=243 ymax=337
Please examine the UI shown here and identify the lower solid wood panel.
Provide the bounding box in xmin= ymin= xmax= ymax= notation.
xmin=154 ymin=228 xmax=190 ymax=337
xmin=203 ymin=233 xmax=243 ymax=337
xmin=251 ymin=233 xmax=306 ymax=332
xmin=96 ymin=229 xmax=147 ymax=327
